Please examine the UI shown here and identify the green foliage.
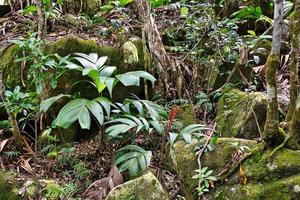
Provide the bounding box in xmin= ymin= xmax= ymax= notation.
xmin=4 ymin=150 xmax=21 ymax=158
xmin=169 ymin=124 xmax=210 ymax=145
xmin=1 ymin=86 xmax=37 ymax=117
xmin=73 ymin=162 xmax=92 ymax=180
xmin=105 ymin=115 xmax=152 ymax=138
xmin=192 ymin=167 xmax=217 ymax=196
xmin=54 ymin=97 xmax=110 ymax=129
xmin=231 ymin=6 xmax=262 ymax=19
xmin=120 ymin=0 xmax=134 ymax=7
xmin=42 ymin=52 xmax=156 ymax=130
xmin=115 ymin=145 xmax=152 ymax=177
xmin=62 ymin=182 xmax=78 ymax=199
xmin=22 ymin=0 xmax=63 ymax=20
xmin=11 ymin=35 xmax=69 ymax=94
xmin=196 ymin=92 xmax=213 ymax=112
xmin=43 ymin=182 xmax=64 ymax=200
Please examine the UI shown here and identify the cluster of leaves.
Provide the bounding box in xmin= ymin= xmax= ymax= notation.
xmin=192 ymin=167 xmax=217 ymax=196
xmin=22 ymin=0 xmax=64 ymax=20
xmin=11 ymin=35 xmax=69 ymax=94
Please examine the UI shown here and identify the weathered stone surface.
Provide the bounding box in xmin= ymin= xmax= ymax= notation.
xmin=105 ymin=171 xmax=170 ymax=200
xmin=210 ymin=148 xmax=300 ymax=200
xmin=216 ymin=89 xmax=267 ymax=139
xmin=64 ymin=0 xmax=101 ymax=16
xmin=170 ymin=137 xmax=258 ymax=199
xmin=176 ymin=104 xmax=196 ymax=128
xmin=0 ymin=170 xmax=39 ymax=199
xmin=212 ymin=174 xmax=300 ymax=200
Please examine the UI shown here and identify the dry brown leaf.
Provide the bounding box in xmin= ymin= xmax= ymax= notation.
xmin=0 ymin=139 xmax=9 ymax=152
xmin=18 ymin=157 xmax=34 ymax=175
xmin=84 ymin=166 xmax=123 ymax=200
xmin=239 ymin=164 xmax=247 ymax=184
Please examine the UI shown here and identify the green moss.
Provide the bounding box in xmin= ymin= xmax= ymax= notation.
xmin=171 ymin=138 xmax=258 ymax=199
xmin=213 ymin=174 xmax=300 ymax=200
xmin=176 ymin=104 xmax=196 ymax=128
xmin=105 ymin=171 xmax=170 ymax=200
xmin=264 ymin=54 xmax=282 ymax=146
xmin=244 ymin=148 xmax=300 ymax=181
xmin=216 ymin=89 xmax=267 ymax=139
xmin=0 ymin=171 xmax=21 ymax=200
xmin=0 ymin=45 xmax=21 ymax=88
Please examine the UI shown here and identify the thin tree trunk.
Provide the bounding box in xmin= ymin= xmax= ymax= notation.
xmin=135 ymin=0 xmax=181 ymax=97
xmin=263 ymin=0 xmax=284 ymax=146
xmin=286 ymin=0 xmax=300 ymax=122
xmin=34 ymin=0 xmax=45 ymax=39
xmin=287 ymin=0 xmax=300 ymax=149
xmin=0 ymin=71 xmax=23 ymax=148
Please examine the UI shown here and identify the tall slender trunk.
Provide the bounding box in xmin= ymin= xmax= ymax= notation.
xmin=263 ymin=0 xmax=284 ymax=145
xmin=34 ymin=0 xmax=45 ymax=39
xmin=286 ymin=0 xmax=300 ymax=122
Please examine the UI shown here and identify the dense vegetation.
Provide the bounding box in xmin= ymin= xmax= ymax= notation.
xmin=0 ymin=0 xmax=299 ymax=199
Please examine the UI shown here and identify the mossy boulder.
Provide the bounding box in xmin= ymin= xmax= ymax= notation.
xmin=212 ymin=174 xmax=300 ymax=200
xmin=0 ymin=170 xmax=39 ymax=199
xmin=0 ymin=45 xmax=21 ymax=88
xmin=170 ymin=137 xmax=257 ymax=199
xmin=0 ymin=170 xmax=20 ymax=200
xmin=216 ymin=89 xmax=267 ymax=139
xmin=64 ymin=0 xmax=100 ymax=16
xmin=0 ymin=35 xmax=150 ymax=142
xmin=209 ymin=147 xmax=300 ymax=200
xmin=176 ymin=104 xmax=196 ymax=128
xmin=243 ymin=148 xmax=300 ymax=182
xmin=105 ymin=171 xmax=170 ymax=200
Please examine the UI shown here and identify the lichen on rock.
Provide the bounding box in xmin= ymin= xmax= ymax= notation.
xmin=105 ymin=171 xmax=170 ymax=200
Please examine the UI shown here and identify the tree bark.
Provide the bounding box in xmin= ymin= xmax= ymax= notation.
xmin=263 ymin=0 xmax=284 ymax=146
xmin=287 ymin=0 xmax=300 ymax=149
xmin=286 ymin=0 xmax=300 ymax=122
xmin=34 ymin=0 xmax=45 ymax=39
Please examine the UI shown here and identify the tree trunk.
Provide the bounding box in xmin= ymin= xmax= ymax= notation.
xmin=34 ymin=0 xmax=45 ymax=39
xmin=263 ymin=0 xmax=284 ymax=146
xmin=287 ymin=0 xmax=300 ymax=149
xmin=286 ymin=0 xmax=300 ymax=122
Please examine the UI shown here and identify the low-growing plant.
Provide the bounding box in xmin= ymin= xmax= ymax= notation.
xmin=115 ymin=144 xmax=152 ymax=177
xmin=192 ymin=167 xmax=217 ymax=196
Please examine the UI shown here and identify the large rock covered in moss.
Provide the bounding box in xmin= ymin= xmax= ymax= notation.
xmin=64 ymin=0 xmax=100 ymax=16
xmin=0 ymin=35 xmax=147 ymax=100
xmin=216 ymin=89 xmax=267 ymax=139
xmin=212 ymin=175 xmax=300 ymax=200
xmin=170 ymin=138 xmax=258 ymax=199
xmin=105 ymin=171 xmax=170 ymax=200
xmin=210 ymin=148 xmax=300 ymax=200
xmin=0 ymin=170 xmax=39 ymax=199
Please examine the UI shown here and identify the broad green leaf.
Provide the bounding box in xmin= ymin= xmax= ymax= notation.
xmin=169 ymin=132 xmax=179 ymax=145
xmin=116 ymin=74 xmax=140 ymax=86
xmin=86 ymin=100 xmax=104 ymax=125
xmin=78 ymin=106 xmax=91 ymax=129
xmin=96 ymin=56 xmax=108 ymax=68
xmin=95 ymin=97 xmax=111 ymax=117
xmin=115 ymin=152 xmax=139 ymax=165
xmin=55 ymin=99 xmax=89 ymax=129
xmin=40 ymin=94 xmax=70 ymax=113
